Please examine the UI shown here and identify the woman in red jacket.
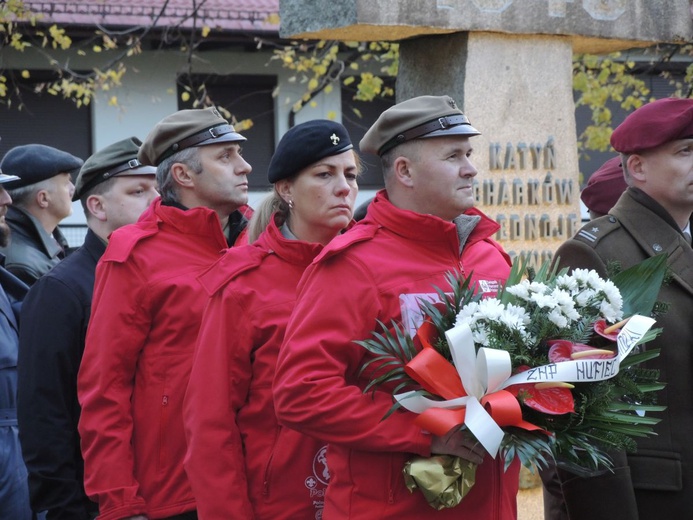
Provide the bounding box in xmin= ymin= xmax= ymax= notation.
xmin=183 ymin=119 xmax=359 ymax=520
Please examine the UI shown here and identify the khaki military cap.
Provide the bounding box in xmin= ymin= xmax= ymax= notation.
xmin=359 ymin=95 xmax=480 ymax=156
xmin=73 ymin=137 xmax=157 ymax=201
xmin=138 ymin=107 xmax=246 ymax=166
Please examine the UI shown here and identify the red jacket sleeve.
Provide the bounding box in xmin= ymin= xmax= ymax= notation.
xmin=183 ymin=291 xmax=255 ymax=520
xmin=273 ymin=255 xmax=431 ymax=455
xmin=77 ymin=259 xmax=150 ymax=520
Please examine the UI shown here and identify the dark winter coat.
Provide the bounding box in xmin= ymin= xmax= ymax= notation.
xmin=17 ymin=229 xmax=105 ymax=520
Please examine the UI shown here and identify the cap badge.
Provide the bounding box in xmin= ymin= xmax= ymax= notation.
xmin=330 ymin=133 xmax=340 ymax=145
xmin=448 ymin=98 xmax=457 ymax=109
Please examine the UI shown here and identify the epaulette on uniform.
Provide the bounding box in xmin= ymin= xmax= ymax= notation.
xmin=197 ymin=246 xmax=268 ymax=296
xmin=101 ymin=224 xmax=159 ymax=263
xmin=573 ymin=215 xmax=622 ymax=249
xmin=314 ymin=223 xmax=379 ymax=263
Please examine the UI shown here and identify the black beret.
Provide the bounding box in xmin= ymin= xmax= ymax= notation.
xmin=1 ymin=144 xmax=83 ymax=189
xmin=360 ymin=95 xmax=480 ymax=156
xmin=268 ymin=120 xmax=353 ymax=183
xmin=139 ymin=107 xmax=246 ymax=166
xmin=611 ymin=97 xmax=693 ymax=154
xmin=73 ymin=137 xmax=158 ymax=201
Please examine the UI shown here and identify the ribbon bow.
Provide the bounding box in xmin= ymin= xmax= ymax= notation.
xmin=396 ymin=321 xmax=540 ymax=458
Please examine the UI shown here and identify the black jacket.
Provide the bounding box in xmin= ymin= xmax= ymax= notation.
xmin=0 ymin=257 xmax=32 ymax=518
xmin=0 ymin=206 xmax=68 ymax=286
xmin=17 ymin=229 xmax=104 ymax=520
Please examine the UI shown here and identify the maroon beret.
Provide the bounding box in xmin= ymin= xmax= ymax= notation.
xmin=581 ymin=156 xmax=627 ymax=215
xmin=611 ymin=97 xmax=693 ymax=154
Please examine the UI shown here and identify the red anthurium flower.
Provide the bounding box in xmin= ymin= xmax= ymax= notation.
xmin=507 ymin=365 xmax=575 ymax=415
xmin=593 ymin=319 xmax=620 ymax=342
xmin=548 ymin=339 xmax=616 ymax=363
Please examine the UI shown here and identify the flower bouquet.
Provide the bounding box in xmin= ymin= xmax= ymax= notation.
xmin=356 ymin=254 xmax=669 ymax=509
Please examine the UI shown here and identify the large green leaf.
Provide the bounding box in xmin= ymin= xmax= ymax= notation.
xmin=612 ymin=253 xmax=668 ymax=317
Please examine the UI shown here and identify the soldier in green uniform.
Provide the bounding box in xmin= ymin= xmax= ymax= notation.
xmin=545 ymin=97 xmax=693 ymax=520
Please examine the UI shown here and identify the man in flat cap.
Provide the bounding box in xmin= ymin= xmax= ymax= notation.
xmin=273 ymin=95 xmax=518 ymax=519
xmin=78 ymin=107 xmax=251 ymax=520
xmin=544 ymin=97 xmax=693 ymax=520
xmin=0 ymin=167 xmax=35 ymax=519
xmin=15 ymin=137 xmax=158 ymax=520
xmin=0 ymin=144 xmax=82 ymax=285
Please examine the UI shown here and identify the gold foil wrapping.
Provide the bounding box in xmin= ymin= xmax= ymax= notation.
xmin=403 ymin=455 xmax=477 ymax=509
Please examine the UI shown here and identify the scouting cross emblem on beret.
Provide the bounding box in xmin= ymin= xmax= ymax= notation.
xmin=330 ymin=133 xmax=340 ymax=145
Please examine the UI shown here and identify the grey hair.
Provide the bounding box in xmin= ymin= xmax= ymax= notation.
xmin=156 ymin=147 xmax=203 ymax=204
xmin=7 ymin=178 xmax=53 ymax=207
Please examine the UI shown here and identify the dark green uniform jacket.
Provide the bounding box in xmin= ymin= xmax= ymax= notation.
xmin=552 ymin=187 xmax=693 ymax=520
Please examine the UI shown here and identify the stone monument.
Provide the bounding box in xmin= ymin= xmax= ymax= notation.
xmin=279 ymin=0 xmax=693 ymax=265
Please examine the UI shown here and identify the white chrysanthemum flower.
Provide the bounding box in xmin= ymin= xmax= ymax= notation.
xmin=548 ymin=308 xmax=569 ymax=328
xmin=574 ymin=289 xmax=597 ymax=308
xmin=570 ymin=268 xmax=591 ymax=285
xmin=526 ymin=281 xmax=549 ymax=294
xmin=530 ymin=292 xmax=556 ymax=309
xmin=476 ymin=298 xmax=506 ymax=320
xmin=455 ymin=302 xmax=480 ymax=325
xmin=472 ymin=328 xmax=490 ymax=346
xmin=498 ymin=314 xmax=523 ymax=331
xmin=555 ymin=273 xmax=579 ymax=293
xmin=506 ymin=282 xmax=530 ymax=300
xmin=599 ymin=299 xmax=624 ymax=322
xmin=551 ymin=288 xmax=581 ymax=323
xmin=505 ymin=302 xmax=532 ymax=325
xmin=601 ymin=281 xmax=623 ymax=308
xmin=583 ymin=269 xmax=604 ymax=290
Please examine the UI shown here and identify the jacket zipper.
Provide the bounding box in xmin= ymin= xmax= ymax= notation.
xmin=262 ymin=426 xmax=281 ymax=497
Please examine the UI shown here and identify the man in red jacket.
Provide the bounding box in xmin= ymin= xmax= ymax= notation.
xmin=77 ymin=107 xmax=252 ymax=520
xmin=273 ymin=95 xmax=519 ymax=520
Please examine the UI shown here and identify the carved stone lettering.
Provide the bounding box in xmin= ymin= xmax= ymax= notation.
xmin=489 ymin=142 xmax=504 ymax=170
xmin=506 ymin=249 xmax=555 ymax=269
xmin=582 ymin=0 xmax=626 ymax=21
xmin=504 ymin=143 xmax=516 ymax=169
xmin=542 ymin=173 xmax=555 ymax=204
xmin=498 ymin=180 xmax=511 ymax=205
xmin=527 ymin=179 xmax=540 ymax=205
xmin=516 ymin=142 xmax=528 ymax=169
xmin=470 ymin=0 xmax=513 ymax=13
xmin=544 ymin=137 xmax=556 ymax=169
xmin=512 ymin=179 xmax=524 ymax=204
xmin=555 ymin=179 xmax=574 ymax=204
xmin=509 ymin=214 xmax=521 ymax=240
xmin=437 ymin=0 xmax=627 ymax=20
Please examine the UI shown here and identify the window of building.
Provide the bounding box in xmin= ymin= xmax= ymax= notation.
xmin=0 ymin=71 xmax=92 ymax=163
xmin=0 ymin=71 xmax=93 ymax=247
